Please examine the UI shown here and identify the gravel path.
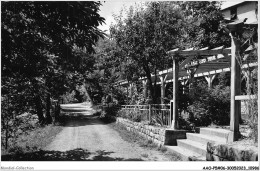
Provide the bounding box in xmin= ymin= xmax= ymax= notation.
xmin=44 ymin=103 xmax=170 ymax=161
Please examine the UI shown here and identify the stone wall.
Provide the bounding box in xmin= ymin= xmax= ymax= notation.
xmin=116 ymin=117 xmax=166 ymax=146
xmin=116 ymin=117 xmax=187 ymax=147
xmin=207 ymin=142 xmax=258 ymax=161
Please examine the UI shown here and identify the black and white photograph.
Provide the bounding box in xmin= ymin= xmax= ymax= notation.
xmin=1 ymin=0 xmax=259 ymax=170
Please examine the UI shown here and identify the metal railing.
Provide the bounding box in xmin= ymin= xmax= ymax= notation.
xmin=150 ymin=104 xmax=171 ymax=127
xmin=121 ymin=104 xmax=171 ymax=127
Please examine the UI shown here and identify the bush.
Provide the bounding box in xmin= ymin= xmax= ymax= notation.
xmin=1 ymin=111 xmax=39 ymax=151
xmin=61 ymin=91 xmax=77 ymax=104
xmin=187 ymin=101 xmax=211 ymax=126
xmin=208 ymin=85 xmax=230 ymax=125
xmin=100 ymin=103 xmax=121 ymax=123
xmin=247 ymin=98 xmax=258 ymax=143
xmin=245 ymin=68 xmax=258 ymax=143
xmin=178 ymin=117 xmax=195 ymax=131
xmin=118 ymin=109 xmax=148 ymax=123
xmin=187 ymin=83 xmax=230 ymax=127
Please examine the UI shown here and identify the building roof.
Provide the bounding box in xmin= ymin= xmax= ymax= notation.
xmin=221 ymin=1 xmax=245 ymax=10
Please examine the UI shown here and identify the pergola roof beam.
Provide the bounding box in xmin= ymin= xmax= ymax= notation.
xmin=212 ymin=46 xmax=225 ymax=50
xmin=179 ymin=56 xmax=195 ymax=69
xmin=118 ymin=61 xmax=257 ymax=86
xmin=167 ymin=48 xmax=179 ymax=54
xmin=158 ymin=53 xmax=231 ymax=76
xmin=183 ymin=47 xmax=194 ymax=51
xmin=167 ymin=47 xmax=231 ymax=57
xmin=179 ymin=62 xmax=258 ymax=81
xmin=158 ymin=68 xmax=173 ymax=75
xmin=199 ymin=47 xmax=209 ymax=50
xmin=185 ymin=54 xmax=231 ymax=68
xmin=179 ymin=47 xmax=209 ymax=69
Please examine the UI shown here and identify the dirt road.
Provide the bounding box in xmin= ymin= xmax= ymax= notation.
xmin=44 ymin=103 xmax=171 ymax=161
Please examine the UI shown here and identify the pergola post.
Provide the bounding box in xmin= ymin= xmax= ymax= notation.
xmin=142 ymin=80 xmax=148 ymax=100
xmin=205 ymin=74 xmax=216 ymax=88
xmin=258 ymin=47 xmax=260 ymax=123
xmin=229 ymin=33 xmax=241 ymax=142
xmin=171 ymin=56 xmax=179 ymax=129
xmin=129 ymin=83 xmax=133 ymax=98
xmin=187 ymin=68 xmax=197 ymax=94
xmin=126 ymin=84 xmax=129 ymax=104
xmin=160 ymin=75 xmax=167 ymax=104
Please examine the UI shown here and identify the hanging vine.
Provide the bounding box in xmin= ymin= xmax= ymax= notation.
xmin=233 ymin=24 xmax=258 ymax=143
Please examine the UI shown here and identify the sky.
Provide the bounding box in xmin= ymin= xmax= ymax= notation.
xmin=98 ymin=1 xmax=145 ymax=34
xmin=98 ymin=1 xmax=242 ymax=34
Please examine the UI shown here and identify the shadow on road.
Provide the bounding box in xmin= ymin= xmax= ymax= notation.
xmin=59 ymin=114 xmax=111 ymax=127
xmin=1 ymin=148 xmax=143 ymax=161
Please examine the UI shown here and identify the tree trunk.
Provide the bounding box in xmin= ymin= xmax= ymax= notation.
xmin=5 ymin=121 xmax=8 ymax=149
xmin=143 ymin=64 xmax=156 ymax=104
xmin=34 ymin=95 xmax=45 ymax=125
xmin=46 ymin=93 xmax=52 ymax=124
xmin=153 ymin=67 xmax=158 ymax=104
xmin=54 ymin=102 xmax=61 ymax=123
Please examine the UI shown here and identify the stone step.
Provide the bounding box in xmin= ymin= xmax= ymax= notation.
xmin=200 ymin=128 xmax=231 ymax=141
xmin=177 ymin=139 xmax=207 ymax=156
xmin=186 ymin=133 xmax=227 ymax=144
xmin=165 ymin=145 xmax=206 ymax=161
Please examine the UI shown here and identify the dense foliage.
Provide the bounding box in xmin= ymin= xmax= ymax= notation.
xmin=2 ymin=1 xmax=104 ymax=121
xmin=186 ymin=83 xmax=230 ymax=126
xmin=1 ymin=1 xmax=104 ymax=149
xmin=177 ymin=1 xmax=230 ymax=48
xmin=110 ymin=2 xmax=183 ymax=103
xmin=99 ymin=103 xmax=121 ymax=123
xmin=110 ymin=1 xmax=230 ymax=103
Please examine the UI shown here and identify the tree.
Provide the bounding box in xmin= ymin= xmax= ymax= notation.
xmin=1 ymin=1 xmax=105 ymax=124
xmin=178 ymin=1 xmax=230 ymax=48
xmin=86 ymin=37 xmax=126 ymax=104
xmin=110 ymin=2 xmax=184 ymax=103
xmin=110 ymin=1 xmax=230 ymax=104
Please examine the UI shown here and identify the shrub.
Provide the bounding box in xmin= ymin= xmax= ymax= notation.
xmin=187 ymin=101 xmax=211 ymax=126
xmin=187 ymin=83 xmax=230 ymax=127
xmin=244 ymin=68 xmax=258 ymax=143
xmin=208 ymin=85 xmax=230 ymax=125
xmin=100 ymin=103 xmax=121 ymax=123
xmin=247 ymin=97 xmax=258 ymax=143
xmin=118 ymin=109 xmax=147 ymax=122
xmin=178 ymin=117 xmax=195 ymax=131
xmin=150 ymin=110 xmax=165 ymax=126
xmin=1 ymin=110 xmax=40 ymax=151
xmin=61 ymin=91 xmax=77 ymax=104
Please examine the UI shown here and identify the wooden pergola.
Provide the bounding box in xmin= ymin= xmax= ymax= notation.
xmin=167 ymin=47 xmax=231 ymax=129
xmin=115 ymin=21 xmax=258 ymax=142
xmin=166 ymin=22 xmax=258 ymax=142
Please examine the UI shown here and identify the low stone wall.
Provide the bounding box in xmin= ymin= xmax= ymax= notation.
xmin=207 ymin=142 xmax=258 ymax=161
xmin=117 ymin=117 xmax=166 ymax=146
xmin=116 ymin=117 xmax=187 ymax=147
